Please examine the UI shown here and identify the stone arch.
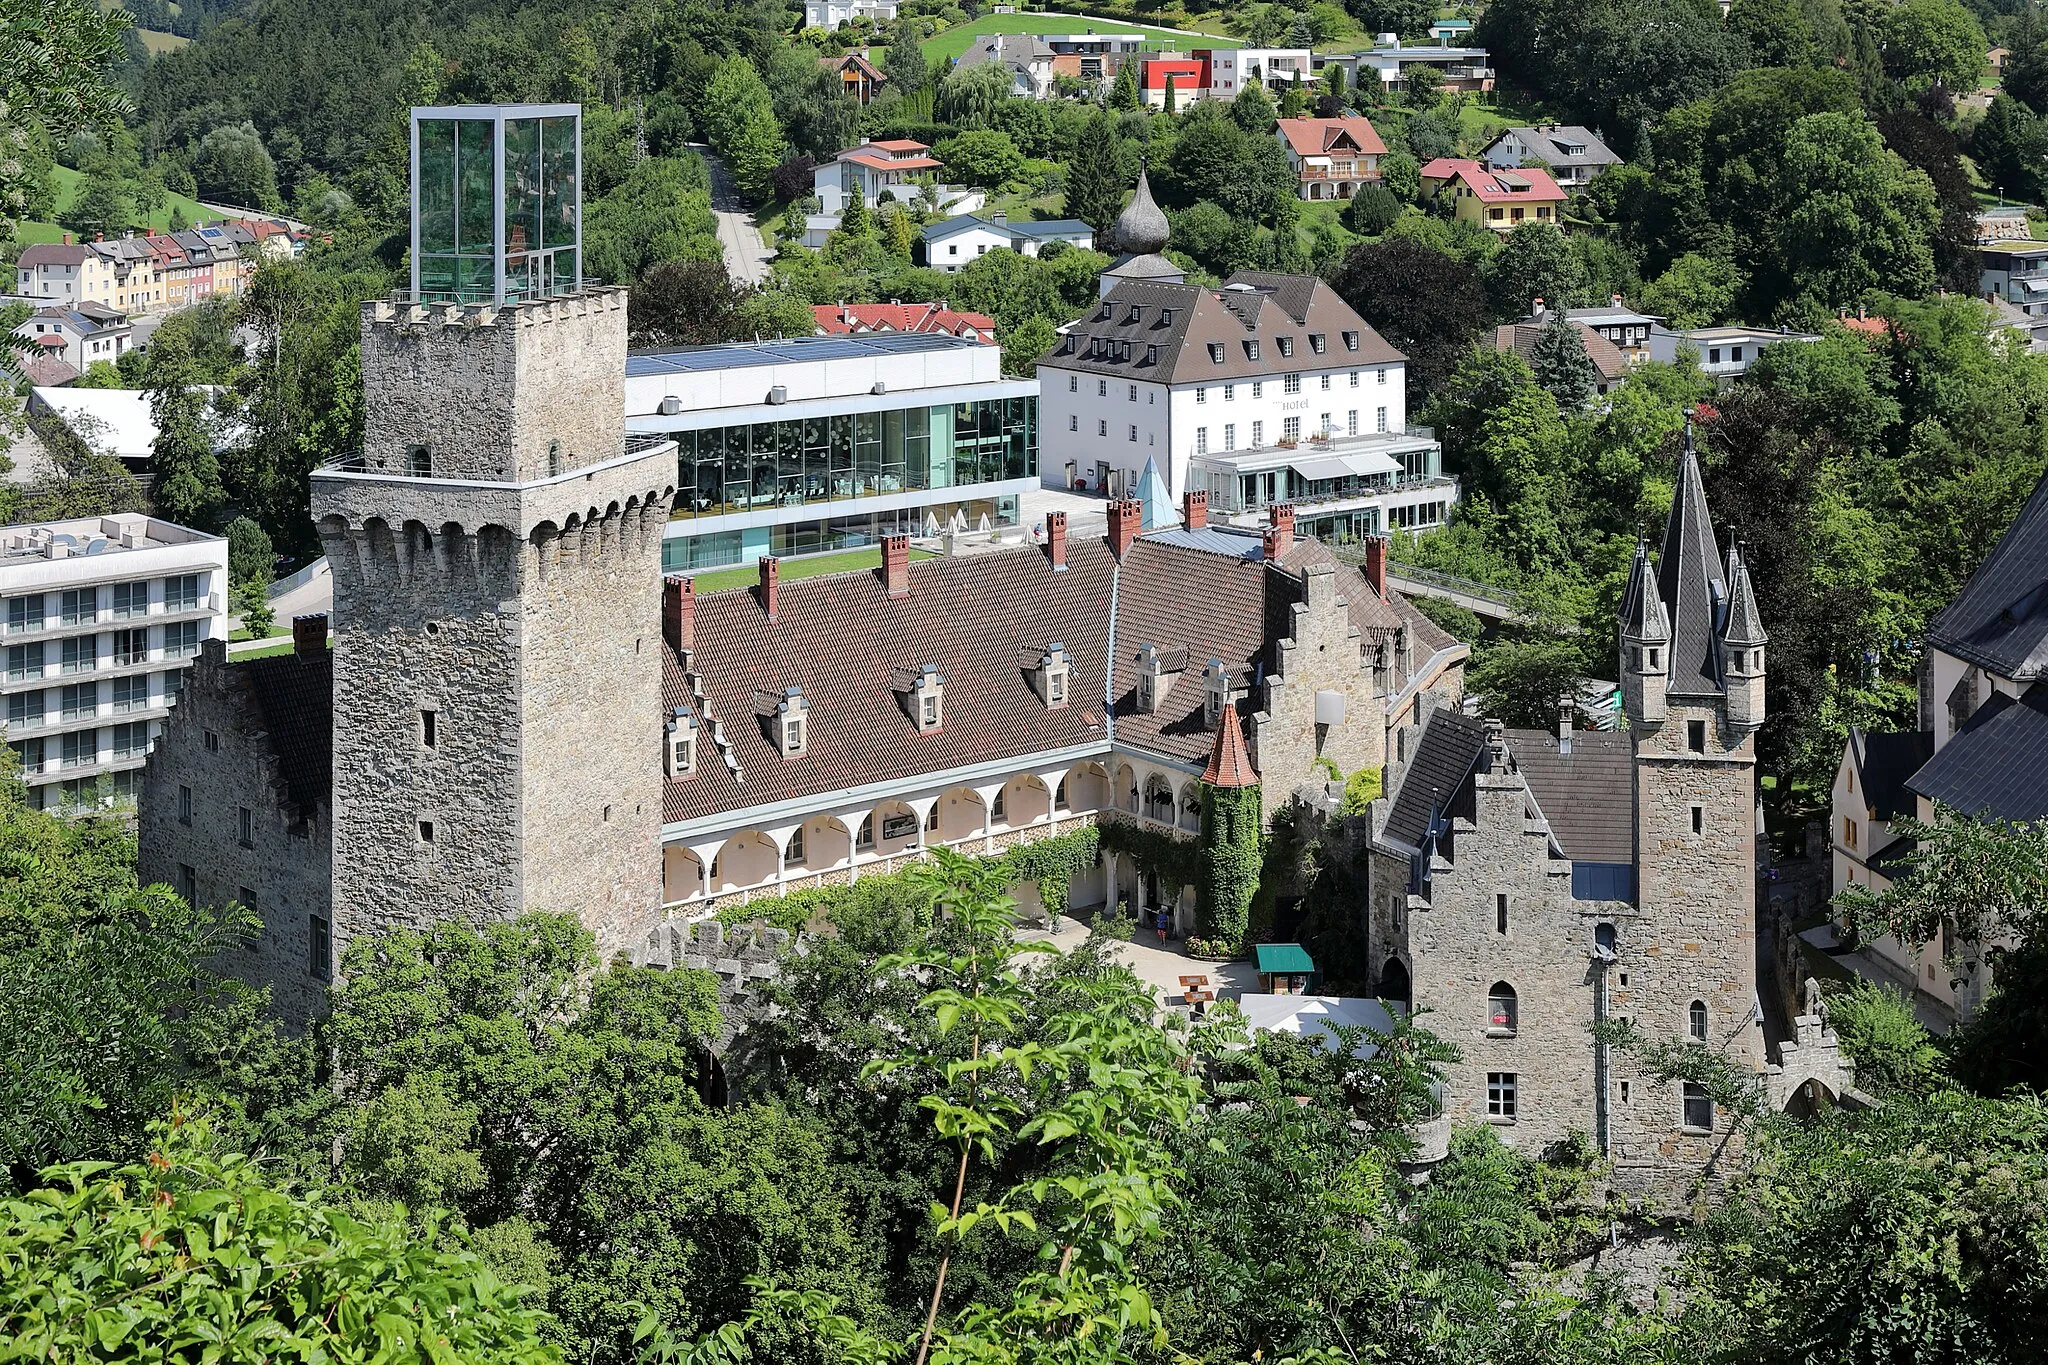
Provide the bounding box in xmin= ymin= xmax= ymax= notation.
xmin=710 ymin=831 xmax=778 ymax=893
xmin=792 ymin=813 xmax=852 ymax=870
xmin=1143 ymin=774 xmax=1175 ymax=823
xmin=1378 ymin=956 xmax=1410 ymax=1006
xmin=664 ymin=846 xmax=706 ymax=904
xmin=999 ymin=773 xmax=1050 ymax=827
xmin=1177 ymin=781 xmax=1202 ymax=831
xmin=1114 ymin=762 xmax=1139 ymax=814
xmin=477 ymin=523 xmax=519 ymax=586
xmin=934 ymin=787 xmax=988 ymax=843
xmin=1782 ymin=1076 xmax=1839 ymax=1118
xmin=1488 ymin=980 xmax=1518 ymax=1032
xmin=868 ymin=798 xmax=921 ymax=856
xmin=1061 ymin=761 xmax=1109 ymax=812
xmin=361 ymin=517 xmax=399 ymax=582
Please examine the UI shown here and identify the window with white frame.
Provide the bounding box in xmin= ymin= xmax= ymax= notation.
xmin=1195 ymin=387 xmax=1206 ymax=404
xmin=111 ymin=581 xmax=147 ymax=619
xmin=1283 ymin=416 xmax=1300 ymax=443
xmin=1348 ymin=410 xmax=1358 ymax=435
xmin=1128 ymin=424 xmax=1137 ymax=442
xmin=1487 ymin=1072 xmax=1517 ymax=1119
xmin=1097 ymin=379 xmax=1107 ymax=397
xmin=1320 ymin=374 xmax=1331 ymax=391
xmin=1098 ymin=420 xmax=1108 ymax=437
xmin=1283 ymin=373 xmax=1301 ymax=395
xmin=1223 ymin=383 xmax=1235 ymax=401
xmin=1376 ymin=406 xmax=1388 ymax=432
xmin=1252 ymin=420 xmax=1264 ymax=446
xmin=1195 ymin=427 xmax=1208 ymax=454
xmin=1069 ymin=415 xmax=1078 ymax=431
xmin=1349 ymin=371 xmax=1359 ymax=387
xmin=60 ymin=636 xmax=95 ymax=674
xmin=60 ymin=588 xmax=95 ymax=626
xmin=1377 ymin=367 xmax=1387 ymax=384
xmin=1251 ymin=381 xmax=1263 ymax=398
xmin=1223 ymin=424 xmax=1236 ymax=450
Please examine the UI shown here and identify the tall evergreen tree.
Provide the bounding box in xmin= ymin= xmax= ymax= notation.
xmin=1108 ymin=58 xmax=1140 ymax=111
xmin=1530 ymin=314 xmax=1597 ymax=410
xmin=145 ymin=343 xmax=225 ymax=529
xmin=703 ymin=58 xmax=787 ymax=203
xmin=1063 ymin=110 xmax=1124 ymax=236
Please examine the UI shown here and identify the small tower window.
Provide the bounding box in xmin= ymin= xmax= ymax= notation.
xmin=421 ymin=709 xmax=437 ymax=749
xmin=406 ymin=443 xmax=432 ymax=477
xmin=1496 ymin=893 xmax=1509 ymax=935
xmin=547 ymin=439 xmax=562 ymax=477
xmin=1691 ymin=805 xmax=1704 ymax=835
xmin=309 ymin=915 xmax=332 ymax=980
xmin=1689 ymin=999 xmax=1709 ymax=1042
xmin=1487 ymin=1072 xmax=1517 ymax=1119
xmin=1488 ymin=982 xmax=1518 ymax=1034
xmin=418 ymin=819 xmax=435 ymax=843
xmin=777 ymin=686 xmax=808 ymax=756
xmin=1687 ymin=719 xmax=1706 ymax=753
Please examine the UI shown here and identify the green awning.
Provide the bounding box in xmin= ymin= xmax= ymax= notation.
xmin=1255 ymin=943 xmax=1316 ymax=975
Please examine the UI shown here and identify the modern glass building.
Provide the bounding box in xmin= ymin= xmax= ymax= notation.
xmin=411 ymin=104 xmax=581 ymax=306
xmin=625 ymin=334 xmax=1038 ymax=572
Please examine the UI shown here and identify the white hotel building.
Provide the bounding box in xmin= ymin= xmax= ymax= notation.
xmin=0 ymin=514 xmax=228 ymax=809
xmin=1036 ymin=271 xmax=1454 ymax=543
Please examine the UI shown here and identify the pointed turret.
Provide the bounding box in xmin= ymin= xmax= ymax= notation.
xmin=1721 ymin=542 xmax=1768 ymax=732
xmin=1203 ymin=702 xmax=1258 ymax=788
xmin=1657 ymin=415 xmax=1729 ymax=697
xmin=1136 ymin=455 xmax=1176 ymax=528
xmin=1618 ymin=538 xmax=1670 ymax=728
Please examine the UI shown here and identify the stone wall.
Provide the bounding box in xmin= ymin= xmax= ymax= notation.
xmin=637 ymin=919 xmax=791 ymax=1051
xmin=137 ymin=641 xmax=332 ymax=1027
xmin=1252 ymin=562 xmax=1386 ymax=819
xmin=358 ymin=292 xmax=627 ymax=482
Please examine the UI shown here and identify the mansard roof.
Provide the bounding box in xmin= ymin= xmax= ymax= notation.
xmin=1925 ymin=466 xmax=2048 ymax=681
xmin=1658 ymin=428 xmax=1729 ymax=695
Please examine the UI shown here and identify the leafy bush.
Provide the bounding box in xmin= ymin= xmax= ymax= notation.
xmin=1347 ymin=184 xmax=1403 ymax=235
xmin=1340 ymin=767 xmax=1384 ymax=815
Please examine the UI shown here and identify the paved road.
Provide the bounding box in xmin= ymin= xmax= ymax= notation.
xmin=693 ymin=146 xmax=774 ymax=286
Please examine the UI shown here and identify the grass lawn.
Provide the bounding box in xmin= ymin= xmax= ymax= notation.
xmin=44 ymin=163 xmax=228 ymax=236
xmin=924 ymin=13 xmax=1239 ymax=65
xmin=686 ymin=544 xmax=936 ymax=593
xmin=134 ymin=27 xmax=187 ymax=55
xmin=230 ymin=638 xmax=302 ymax=660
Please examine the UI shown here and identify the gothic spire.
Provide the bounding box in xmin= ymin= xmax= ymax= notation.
xmin=1657 ymin=411 xmax=1729 ymax=693
xmin=1723 ymin=542 xmax=1768 ymax=648
xmin=1618 ymin=538 xmax=1670 ymax=643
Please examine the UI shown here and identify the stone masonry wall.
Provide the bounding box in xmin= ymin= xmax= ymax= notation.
xmin=137 ymin=642 xmax=333 ymax=1026
xmin=358 ymin=292 xmax=627 ymax=482
xmin=1253 ymin=563 xmax=1386 ymax=820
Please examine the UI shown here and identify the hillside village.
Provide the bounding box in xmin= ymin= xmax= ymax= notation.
xmin=6 ymin=0 xmax=2048 ymax=1360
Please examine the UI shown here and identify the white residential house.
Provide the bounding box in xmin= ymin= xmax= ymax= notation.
xmin=0 ymin=513 xmax=228 ymax=811
xmin=12 ymin=303 xmax=133 ymax=374
xmin=13 ymin=241 xmax=115 ymax=307
xmin=920 ymin=214 xmax=1095 ymax=272
xmin=1481 ymin=125 xmax=1622 ymax=190
xmin=1196 ymin=47 xmax=1315 ymax=98
xmin=804 ymin=0 xmax=897 ymax=27
xmin=1036 ymin=270 xmax=1454 ymax=542
xmin=1664 ymin=325 xmax=1821 ymax=385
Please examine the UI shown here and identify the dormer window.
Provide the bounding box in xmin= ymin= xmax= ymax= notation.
xmin=1160 ymin=308 xmax=1175 ymax=325
xmin=664 ymin=706 xmax=698 ymax=776
xmin=1244 ymin=340 xmax=1261 ymax=361
xmin=1039 ymin=644 xmax=1071 ymax=709
xmin=1342 ymin=330 xmax=1360 ymax=351
xmin=1308 ymin=333 xmax=1326 ymax=354
xmin=1203 ymin=658 xmax=1233 ymax=726
xmin=1277 ymin=336 xmax=1293 ymax=357
xmin=1126 ymin=305 xmax=1143 ymax=323
xmin=912 ymin=665 xmax=944 ymax=732
xmin=776 ymin=686 xmax=808 ymax=756
xmin=1209 ymin=343 xmax=1225 ymax=364
xmin=1145 ymin=344 xmax=1158 ymax=365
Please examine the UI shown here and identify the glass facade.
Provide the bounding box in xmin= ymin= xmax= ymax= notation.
xmin=670 ymin=399 xmax=1036 ymax=520
xmin=415 ymin=107 xmax=581 ymax=305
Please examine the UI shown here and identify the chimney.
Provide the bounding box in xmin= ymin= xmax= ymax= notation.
xmin=62 ymin=232 xmax=72 ymax=245
xmin=1363 ymin=535 xmax=1388 ymax=600
xmin=1046 ymin=511 xmax=1068 ymax=570
xmin=663 ymin=574 xmax=696 ymax=652
xmin=1107 ymin=498 xmax=1142 ymax=559
xmin=1559 ymin=699 xmax=1575 ymax=755
xmin=1611 ymin=293 xmax=1622 ymax=307
xmin=1182 ymin=489 xmax=1208 ymax=531
xmin=758 ymin=556 xmax=780 ymax=622
xmin=882 ymin=533 xmax=910 ymax=597
xmin=1263 ymin=503 xmax=1295 ymax=560
xmin=1531 ymin=296 xmax=1545 ymax=321
xmin=292 ymin=613 xmax=328 ymax=661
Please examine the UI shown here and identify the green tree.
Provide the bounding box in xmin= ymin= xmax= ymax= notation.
xmin=0 ymin=1113 xmax=562 ymax=1362
xmin=1380 ymin=149 xmax=1421 ymax=201
xmin=1764 ymin=113 xmax=1938 ymax=321
xmin=936 ymin=61 xmax=1013 ymax=129
xmin=0 ymin=0 xmax=132 ymax=226
xmin=58 ymin=166 xmax=131 ymax=237
xmin=1823 ymin=981 xmax=1943 ymax=1098
xmin=884 ymin=28 xmax=929 ymax=97
xmin=1483 ymin=221 xmax=1582 ymax=320
xmin=190 ymin=121 xmax=279 ymax=209
xmin=1062 ymin=110 xmax=1125 ymax=236
xmin=1229 ymin=81 xmax=1276 ymax=134
xmin=1530 ymin=312 xmax=1598 ymax=409
xmin=1640 ymin=252 xmax=1745 ymax=328
xmin=702 ymin=58 xmax=787 ymax=204
xmin=1727 ymin=0 xmax=1816 ymax=68
xmin=999 ymin=315 xmax=1058 ymax=377
xmin=1108 ymin=57 xmax=1141 ymax=111
xmin=226 ymin=514 xmax=274 ymax=584
xmin=1879 ymin=0 xmax=1985 ymax=94
xmin=933 ymin=130 xmax=1024 ymax=189
xmin=1346 ymin=0 xmax=1436 ymax=41
xmin=145 ymin=338 xmax=226 ymax=529
xmin=1329 ymin=236 xmax=1490 ymax=398
xmin=1469 ymin=624 xmax=1584 ymax=728
xmin=1279 ymin=72 xmax=1308 ymax=118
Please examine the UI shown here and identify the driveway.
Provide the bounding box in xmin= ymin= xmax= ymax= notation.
xmin=693 ymin=145 xmax=774 ymax=286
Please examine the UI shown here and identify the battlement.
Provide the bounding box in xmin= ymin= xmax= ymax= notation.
xmin=638 ymin=918 xmax=794 ymax=1050
xmin=364 ymin=287 xmax=626 ymax=333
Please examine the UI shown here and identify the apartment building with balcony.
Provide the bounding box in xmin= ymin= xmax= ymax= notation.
xmin=1979 ymin=239 xmax=2048 ymax=316
xmin=1036 ymin=268 xmax=1455 ymax=540
xmin=0 ymin=514 xmax=227 ymax=809
xmin=627 ymin=332 xmax=1038 ymax=572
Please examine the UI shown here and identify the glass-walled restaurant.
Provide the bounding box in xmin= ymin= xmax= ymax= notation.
xmin=411 ymin=103 xmax=582 ymax=307
xmin=670 ymin=398 xmax=1034 ymax=519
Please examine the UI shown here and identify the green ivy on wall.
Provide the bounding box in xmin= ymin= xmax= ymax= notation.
xmin=1198 ymin=783 xmax=1264 ymax=948
xmin=1097 ymin=817 xmax=1206 ymax=895
xmin=715 ymin=826 xmax=1104 ymax=935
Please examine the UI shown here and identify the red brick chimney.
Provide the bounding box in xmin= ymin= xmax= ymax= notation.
xmin=1107 ymin=497 xmax=1142 ymax=559
xmin=758 ymin=556 xmax=780 ymax=622
xmin=1363 ymin=535 xmax=1388 ymax=600
xmin=663 ymin=575 xmax=696 ymax=652
xmin=62 ymin=232 xmax=73 ymax=246
xmin=1183 ymin=489 xmax=1208 ymax=531
xmin=881 ymin=533 xmax=910 ymax=598
xmin=1263 ymin=503 xmax=1295 ymax=560
xmin=1046 ymin=511 xmax=1068 ymax=571
xmin=292 ymin=613 xmax=327 ymax=660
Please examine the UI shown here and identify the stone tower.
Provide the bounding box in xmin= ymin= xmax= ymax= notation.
xmin=1610 ymin=421 xmax=1767 ymax=1181
xmin=310 ymin=105 xmax=677 ymax=965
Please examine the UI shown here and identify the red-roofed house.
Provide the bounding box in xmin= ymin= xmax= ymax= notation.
xmin=1274 ymin=114 xmax=1388 ymax=200
xmin=812 ymin=300 xmax=997 ymax=343
xmin=1140 ymin=56 xmax=1206 ymax=109
xmin=813 ymin=138 xmax=949 ymax=212
xmin=1419 ymin=158 xmax=1566 ymax=234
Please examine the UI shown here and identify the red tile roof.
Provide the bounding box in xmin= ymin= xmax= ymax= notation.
xmin=1275 ymin=115 xmax=1388 ymax=158
xmin=869 ymin=138 xmax=929 ymax=152
xmin=1203 ymin=705 xmax=1257 ymax=786
xmin=812 ymin=301 xmax=996 ymax=340
xmin=1419 ymin=157 xmax=1566 ymax=203
xmin=840 ymin=149 xmax=944 ymax=172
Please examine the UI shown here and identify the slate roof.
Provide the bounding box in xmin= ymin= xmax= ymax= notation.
xmin=1383 ymin=708 xmax=1488 ymax=849
xmin=1493 ymin=317 xmax=1630 ymax=383
xmin=1658 ymin=434 xmax=1728 ymax=696
xmin=240 ymin=649 xmax=333 ymax=818
xmin=921 ymin=214 xmax=1092 ymax=245
xmin=1044 ymin=270 xmax=1403 ymax=385
xmin=1488 ymin=125 xmax=1620 ymax=169
xmin=1924 ymin=467 xmax=2048 ymax=680
xmin=16 ymin=243 xmax=93 ymax=267
xmin=1906 ymin=684 xmax=2048 ymax=820
xmin=1849 ymin=727 xmax=1935 ymax=822
xmin=1506 ymin=728 xmax=1634 ymax=864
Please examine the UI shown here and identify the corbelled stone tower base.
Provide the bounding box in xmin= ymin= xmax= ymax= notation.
xmin=312 ymin=289 xmax=676 ymax=965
